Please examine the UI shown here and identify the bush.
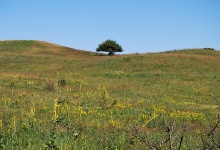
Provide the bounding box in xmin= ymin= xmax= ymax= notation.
xmin=203 ymin=47 xmax=215 ymax=50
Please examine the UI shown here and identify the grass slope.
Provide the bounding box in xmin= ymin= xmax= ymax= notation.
xmin=0 ymin=40 xmax=219 ymax=149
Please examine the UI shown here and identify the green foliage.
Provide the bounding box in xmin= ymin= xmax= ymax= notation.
xmin=45 ymin=127 xmax=58 ymax=149
xmin=96 ymin=39 xmax=123 ymax=55
xmin=57 ymin=78 xmax=66 ymax=87
xmin=203 ymin=47 xmax=215 ymax=50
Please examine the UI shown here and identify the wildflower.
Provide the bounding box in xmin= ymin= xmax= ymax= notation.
xmin=78 ymin=106 xmax=83 ymax=118
xmin=0 ymin=120 xmax=2 ymax=129
xmin=195 ymin=129 xmax=201 ymax=135
xmin=170 ymin=110 xmax=205 ymax=121
xmin=137 ymin=99 xmax=145 ymax=107
xmin=78 ymin=106 xmax=87 ymax=118
xmin=12 ymin=115 xmax=16 ymax=130
xmin=21 ymin=122 xmax=31 ymax=130
xmin=52 ymin=99 xmax=58 ymax=122
xmin=8 ymin=115 xmax=16 ymax=133
xmin=115 ymin=103 xmax=126 ymax=109
xmin=100 ymin=86 xmax=109 ymax=99
xmin=29 ymin=105 xmax=35 ymax=118
xmin=152 ymin=105 xmax=166 ymax=114
xmin=109 ymin=110 xmax=116 ymax=127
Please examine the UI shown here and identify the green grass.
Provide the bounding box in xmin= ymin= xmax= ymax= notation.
xmin=0 ymin=40 xmax=219 ymax=149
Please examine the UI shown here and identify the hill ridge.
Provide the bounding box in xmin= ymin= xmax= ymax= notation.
xmin=1 ymin=40 xmax=220 ymax=58
xmin=0 ymin=40 xmax=94 ymax=57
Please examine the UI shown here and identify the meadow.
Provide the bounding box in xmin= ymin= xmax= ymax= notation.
xmin=0 ymin=40 xmax=219 ymax=149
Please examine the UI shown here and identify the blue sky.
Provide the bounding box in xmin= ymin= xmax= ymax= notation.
xmin=1 ymin=0 xmax=220 ymax=54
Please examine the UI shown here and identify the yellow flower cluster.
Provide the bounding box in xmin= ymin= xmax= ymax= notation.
xmin=170 ymin=110 xmax=205 ymax=121
xmin=29 ymin=105 xmax=35 ymax=118
xmin=78 ymin=106 xmax=87 ymax=119
xmin=137 ymin=100 xmax=145 ymax=107
xmin=108 ymin=119 xmax=119 ymax=128
xmin=152 ymin=105 xmax=166 ymax=114
xmin=8 ymin=115 xmax=16 ymax=133
xmin=21 ymin=122 xmax=31 ymax=130
xmin=108 ymin=110 xmax=119 ymax=128
xmin=115 ymin=103 xmax=126 ymax=109
xmin=52 ymin=99 xmax=59 ymax=122
xmin=181 ymin=102 xmax=196 ymax=106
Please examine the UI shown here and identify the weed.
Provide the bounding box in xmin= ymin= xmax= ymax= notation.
xmin=45 ymin=126 xmax=58 ymax=150
xmin=57 ymin=78 xmax=66 ymax=87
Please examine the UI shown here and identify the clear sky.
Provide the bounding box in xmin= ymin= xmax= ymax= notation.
xmin=1 ymin=0 xmax=220 ymax=54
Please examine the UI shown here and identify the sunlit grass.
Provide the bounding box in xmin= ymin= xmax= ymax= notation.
xmin=0 ymin=40 xmax=219 ymax=149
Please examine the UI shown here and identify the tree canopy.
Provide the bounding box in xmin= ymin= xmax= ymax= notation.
xmin=96 ymin=39 xmax=123 ymax=55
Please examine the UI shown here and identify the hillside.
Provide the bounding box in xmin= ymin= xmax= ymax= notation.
xmin=0 ymin=40 xmax=94 ymax=57
xmin=0 ymin=40 xmax=219 ymax=149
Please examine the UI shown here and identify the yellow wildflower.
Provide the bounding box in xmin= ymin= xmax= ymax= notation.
xmin=52 ymin=99 xmax=58 ymax=122
xmin=0 ymin=120 xmax=2 ymax=129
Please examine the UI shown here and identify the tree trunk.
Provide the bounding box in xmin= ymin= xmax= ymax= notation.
xmin=108 ymin=52 xmax=115 ymax=55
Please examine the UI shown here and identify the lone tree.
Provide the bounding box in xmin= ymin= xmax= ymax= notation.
xmin=96 ymin=39 xmax=123 ymax=55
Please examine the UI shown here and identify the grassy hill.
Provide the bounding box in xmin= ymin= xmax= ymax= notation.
xmin=0 ymin=40 xmax=219 ymax=149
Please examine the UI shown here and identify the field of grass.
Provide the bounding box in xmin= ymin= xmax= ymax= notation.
xmin=0 ymin=40 xmax=219 ymax=149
